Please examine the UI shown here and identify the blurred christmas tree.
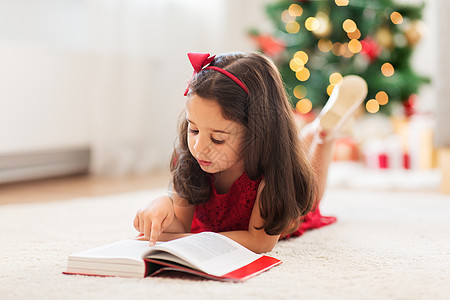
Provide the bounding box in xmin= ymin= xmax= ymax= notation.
xmin=250 ymin=0 xmax=430 ymax=115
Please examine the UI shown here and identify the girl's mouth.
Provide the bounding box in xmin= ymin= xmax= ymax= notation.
xmin=197 ymin=159 xmax=212 ymax=166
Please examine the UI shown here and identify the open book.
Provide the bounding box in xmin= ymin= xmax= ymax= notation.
xmin=64 ymin=232 xmax=282 ymax=282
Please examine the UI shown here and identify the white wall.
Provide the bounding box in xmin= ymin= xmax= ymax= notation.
xmin=0 ymin=43 xmax=91 ymax=153
xmin=0 ymin=0 xmax=90 ymax=154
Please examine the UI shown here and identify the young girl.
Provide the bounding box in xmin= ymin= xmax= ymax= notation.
xmin=133 ymin=52 xmax=367 ymax=253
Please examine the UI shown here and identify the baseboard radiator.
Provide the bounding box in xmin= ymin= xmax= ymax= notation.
xmin=0 ymin=148 xmax=90 ymax=184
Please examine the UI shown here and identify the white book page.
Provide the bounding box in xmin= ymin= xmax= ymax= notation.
xmin=146 ymin=232 xmax=262 ymax=277
xmin=69 ymin=240 xmax=154 ymax=264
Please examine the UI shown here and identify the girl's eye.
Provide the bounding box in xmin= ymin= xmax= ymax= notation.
xmin=188 ymin=128 xmax=224 ymax=144
xmin=188 ymin=128 xmax=199 ymax=134
xmin=211 ymin=137 xmax=225 ymax=145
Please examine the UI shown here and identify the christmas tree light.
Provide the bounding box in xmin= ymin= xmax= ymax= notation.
xmin=296 ymin=98 xmax=313 ymax=114
xmin=381 ymin=62 xmax=395 ymax=77
xmin=390 ymin=12 xmax=403 ymax=24
xmin=366 ymin=99 xmax=380 ymax=113
xmin=376 ymin=91 xmax=389 ymax=105
xmin=294 ymin=85 xmax=307 ymax=99
xmin=289 ymin=4 xmax=303 ymax=16
xmin=252 ymin=0 xmax=430 ymax=115
xmin=329 ymin=72 xmax=343 ymax=85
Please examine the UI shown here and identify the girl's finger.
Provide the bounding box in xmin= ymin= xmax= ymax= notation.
xmin=144 ymin=221 xmax=152 ymax=239
xmin=149 ymin=222 xmax=162 ymax=246
xmin=139 ymin=215 xmax=145 ymax=234
xmin=133 ymin=215 xmax=140 ymax=231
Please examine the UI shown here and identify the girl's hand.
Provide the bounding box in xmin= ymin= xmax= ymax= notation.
xmin=133 ymin=196 xmax=175 ymax=246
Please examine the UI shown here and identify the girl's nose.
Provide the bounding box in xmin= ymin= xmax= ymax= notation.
xmin=194 ymin=135 xmax=211 ymax=154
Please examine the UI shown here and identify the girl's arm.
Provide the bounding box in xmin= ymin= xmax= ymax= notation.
xmin=165 ymin=192 xmax=195 ymax=233
xmin=219 ymin=181 xmax=280 ymax=254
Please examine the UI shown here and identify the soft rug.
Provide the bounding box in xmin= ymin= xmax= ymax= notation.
xmin=0 ymin=187 xmax=449 ymax=300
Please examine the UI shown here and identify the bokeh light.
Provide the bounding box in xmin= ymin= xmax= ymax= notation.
xmin=293 ymin=85 xmax=307 ymax=99
xmin=342 ymin=43 xmax=354 ymax=58
xmin=348 ymin=39 xmax=362 ymax=53
xmin=332 ymin=42 xmax=343 ymax=56
xmin=329 ymin=72 xmax=343 ymax=85
xmin=286 ymin=21 xmax=300 ymax=34
xmin=318 ymin=39 xmax=333 ymax=52
xmin=313 ymin=12 xmax=331 ymax=36
xmin=327 ymin=84 xmax=334 ymax=96
xmin=294 ymin=51 xmax=309 ymax=64
xmin=296 ymin=98 xmax=313 ymax=114
xmin=281 ymin=10 xmax=295 ymax=23
xmin=335 ymin=0 xmax=349 ymax=6
xmin=347 ymin=28 xmax=361 ymax=40
xmin=381 ymin=62 xmax=395 ymax=77
xmin=376 ymin=91 xmax=389 ymax=105
xmin=288 ymin=4 xmax=303 ymax=17
xmin=390 ymin=12 xmax=403 ymax=25
xmin=366 ymin=99 xmax=380 ymax=113
xmin=343 ymin=19 xmax=357 ymax=33
xmin=305 ymin=17 xmax=320 ymax=31
xmin=296 ymin=67 xmax=310 ymax=81
xmin=289 ymin=58 xmax=304 ymax=72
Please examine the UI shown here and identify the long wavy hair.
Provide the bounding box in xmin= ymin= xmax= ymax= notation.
xmin=170 ymin=52 xmax=317 ymax=235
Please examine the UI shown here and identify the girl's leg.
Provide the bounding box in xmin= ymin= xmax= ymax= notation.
xmin=300 ymin=75 xmax=368 ymax=205
xmin=300 ymin=122 xmax=335 ymax=205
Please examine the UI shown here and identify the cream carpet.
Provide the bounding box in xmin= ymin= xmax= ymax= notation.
xmin=1 ymin=187 xmax=449 ymax=300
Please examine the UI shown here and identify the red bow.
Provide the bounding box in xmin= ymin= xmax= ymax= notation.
xmin=183 ymin=52 xmax=249 ymax=96
xmin=188 ymin=53 xmax=215 ymax=73
xmin=184 ymin=53 xmax=215 ymax=96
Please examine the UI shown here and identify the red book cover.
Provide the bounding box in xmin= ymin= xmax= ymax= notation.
xmin=144 ymin=255 xmax=282 ymax=282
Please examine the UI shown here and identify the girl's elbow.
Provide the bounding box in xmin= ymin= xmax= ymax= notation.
xmin=253 ymin=237 xmax=278 ymax=254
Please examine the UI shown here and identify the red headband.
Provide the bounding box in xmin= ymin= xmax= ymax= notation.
xmin=184 ymin=52 xmax=249 ymax=96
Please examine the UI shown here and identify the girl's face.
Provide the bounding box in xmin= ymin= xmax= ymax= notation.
xmin=186 ymin=94 xmax=245 ymax=175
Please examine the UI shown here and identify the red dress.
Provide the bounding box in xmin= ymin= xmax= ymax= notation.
xmin=190 ymin=172 xmax=336 ymax=238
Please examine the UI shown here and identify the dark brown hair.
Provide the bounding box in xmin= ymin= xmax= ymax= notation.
xmin=171 ymin=52 xmax=317 ymax=235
